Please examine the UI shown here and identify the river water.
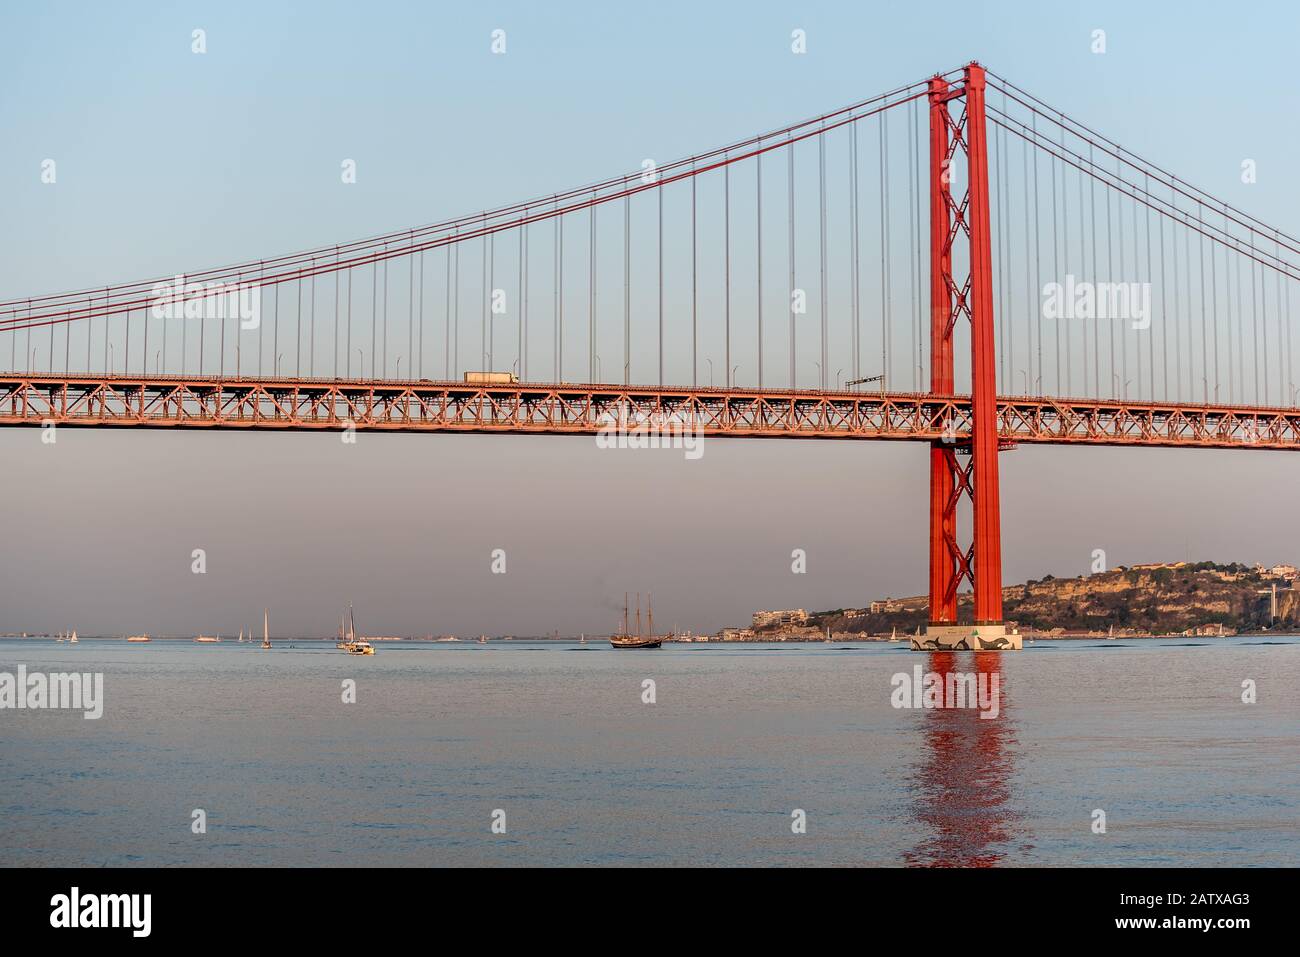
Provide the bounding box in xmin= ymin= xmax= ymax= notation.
xmin=1 ymin=636 xmax=1296 ymax=866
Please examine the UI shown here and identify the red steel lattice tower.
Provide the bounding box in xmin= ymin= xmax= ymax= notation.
xmin=927 ymin=63 xmax=1003 ymax=627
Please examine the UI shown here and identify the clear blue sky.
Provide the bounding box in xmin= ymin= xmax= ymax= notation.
xmin=2 ymin=1 xmax=1298 ymax=636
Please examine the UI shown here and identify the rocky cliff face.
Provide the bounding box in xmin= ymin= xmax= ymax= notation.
xmin=777 ymin=563 xmax=1293 ymax=636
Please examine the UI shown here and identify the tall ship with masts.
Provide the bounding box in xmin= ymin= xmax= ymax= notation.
xmin=609 ymin=592 xmax=669 ymax=649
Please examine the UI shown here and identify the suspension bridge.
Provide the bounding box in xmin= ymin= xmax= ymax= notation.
xmin=4 ymin=62 xmax=1299 ymax=649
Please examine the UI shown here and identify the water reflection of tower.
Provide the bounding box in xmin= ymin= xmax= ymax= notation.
xmin=903 ymin=651 xmax=1021 ymax=867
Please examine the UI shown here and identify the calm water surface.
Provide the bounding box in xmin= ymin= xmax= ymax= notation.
xmin=1 ymin=637 xmax=1296 ymax=866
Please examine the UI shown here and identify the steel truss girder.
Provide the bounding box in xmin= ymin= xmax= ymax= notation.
xmin=1 ymin=375 xmax=1297 ymax=448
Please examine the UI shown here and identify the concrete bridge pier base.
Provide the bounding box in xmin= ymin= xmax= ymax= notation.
xmin=912 ymin=623 xmax=1023 ymax=651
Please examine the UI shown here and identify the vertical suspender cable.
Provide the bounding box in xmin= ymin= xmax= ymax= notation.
xmin=692 ymin=164 xmax=697 ymax=387
xmin=334 ymin=250 xmax=340 ymax=379
xmin=786 ymin=137 xmax=794 ymax=387
xmin=624 ymin=195 xmax=630 ymax=384
xmin=725 ymin=155 xmax=731 ymax=385
xmin=818 ymin=125 xmax=827 ymax=389
xmin=879 ymin=108 xmax=888 ymax=389
xmin=1059 ymin=114 xmax=1069 ymax=396
xmin=1031 ymin=113 xmax=1042 ymax=393
xmin=756 ymin=143 xmax=762 ymax=389
xmin=1050 ymin=119 xmax=1060 ymax=394
xmin=295 ymin=273 xmax=302 ymax=377
xmin=1089 ymin=144 xmax=1098 ymax=397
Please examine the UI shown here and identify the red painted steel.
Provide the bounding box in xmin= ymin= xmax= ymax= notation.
xmin=3 ymin=375 xmax=1299 ymax=449
xmin=964 ymin=63 xmax=1004 ymax=624
xmin=927 ymin=75 xmax=960 ymax=625
xmin=926 ymin=63 xmax=1005 ymax=626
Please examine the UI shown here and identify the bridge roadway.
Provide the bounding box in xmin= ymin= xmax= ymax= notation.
xmin=2 ymin=374 xmax=1299 ymax=450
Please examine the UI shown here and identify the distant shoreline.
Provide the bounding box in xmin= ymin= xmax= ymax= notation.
xmin=3 ymin=633 xmax=1296 ymax=643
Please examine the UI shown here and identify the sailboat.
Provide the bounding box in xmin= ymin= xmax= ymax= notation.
xmin=237 ymin=627 xmax=244 ymax=643
xmin=261 ymin=610 xmax=272 ymax=649
xmin=889 ymin=626 xmax=899 ymax=642
xmin=610 ymin=592 xmax=665 ymax=649
xmin=56 ymin=631 xmax=66 ymax=643
xmin=69 ymin=630 xmax=78 ymax=644
xmin=339 ymin=604 xmax=374 ymax=655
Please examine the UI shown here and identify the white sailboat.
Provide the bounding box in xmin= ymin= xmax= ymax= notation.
xmin=339 ymin=604 xmax=374 ymax=655
xmin=261 ymin=609 xmax=271 ymax=649
xmin=69 ymin=630 xmax=78 ymax=644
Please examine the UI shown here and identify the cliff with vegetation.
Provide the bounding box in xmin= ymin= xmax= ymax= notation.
xmin=757 ymin=562 xmax=1296 ymax=638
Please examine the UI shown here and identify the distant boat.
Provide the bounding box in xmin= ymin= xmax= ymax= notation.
xmin=194 ymin=635 xmax=220 ymax=643
xmin=69 ymin=630 xmax=78 ymax=644
xmin=126 ymin=634 xmax=151 ymax=643
xmin=610 ymin=592 xmax=665 ymax=649
xmin=478 ymin=634 xmax=488 ymax=644
xmin=337 ymin=604 xmax=374 ymax=655
xmin=237 ymin=628 xmax=244 ymax=643
xmin=261 ymin=610 xmax=271 ymax=649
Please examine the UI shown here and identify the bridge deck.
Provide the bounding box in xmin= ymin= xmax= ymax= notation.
xmin=2 ymin=374 xmax=1299 ymax=450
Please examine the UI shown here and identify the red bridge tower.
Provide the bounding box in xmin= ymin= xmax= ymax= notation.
xmin=923 ymin=63 xmax=1018 ymax=651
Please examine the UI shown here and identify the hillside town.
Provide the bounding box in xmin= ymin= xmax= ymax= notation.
xmin=705 ymin=561 xmax=1300 ymax=641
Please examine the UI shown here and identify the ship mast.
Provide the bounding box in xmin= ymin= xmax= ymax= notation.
xmin=648 ymin=592 xmax=653 ymax=638
xmin=635 ymin=593 xmax=642 ymax=637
